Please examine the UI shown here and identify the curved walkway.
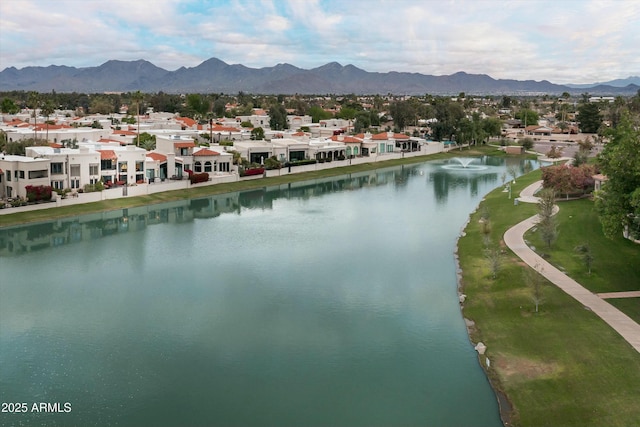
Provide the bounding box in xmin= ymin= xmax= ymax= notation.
xmin=504 ymin=181 xmax=640 ymax=353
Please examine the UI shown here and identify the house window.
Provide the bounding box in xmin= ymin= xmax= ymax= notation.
xmin=89 ymin=164 xmax=99 ymax=175
xmin=118 ymin=162 xmax=127 ymax=172
xmin=29 ymin=170 xmax=48 ymax=179
xmin=90 ymin=178 xmax=98 ymax=185
xmin=51 ymin=162 xmax=63 ymax=174
xmin=71 ymin=179 xmax=80 ymax=189
xmin=70 ymin=164 xmax=80 ymax=177
xmin=204 ymin=161 xmax=212 ymax=172
xmin=194 ymin=161 xmax=202 ymax=173
xmin=101 ymin=159 xmax=114 ymax=170
xmin=6 ymin=170 xmax=11 ymax=181
xmin=53 ymin=180 xmax=64 ymax=190
xmin=16 ymin=170 xmax=25 ymax=179
xmin=135 ymin=161 xmax=144 ymax=172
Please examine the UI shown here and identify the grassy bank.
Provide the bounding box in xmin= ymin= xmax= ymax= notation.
xmin=458 ymin=170 xmax=640 ymax=426
xmin=0 ymin=145 xmax=514 ymax=227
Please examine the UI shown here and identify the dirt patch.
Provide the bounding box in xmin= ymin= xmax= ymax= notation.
xmin=494 ymin=354 xmax=560 ymax=383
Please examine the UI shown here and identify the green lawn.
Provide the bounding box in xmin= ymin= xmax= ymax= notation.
xmin=525 ymin=198 xmax=640 ymax=294
xmin=458 ymin=170 xmax=640 ymax=427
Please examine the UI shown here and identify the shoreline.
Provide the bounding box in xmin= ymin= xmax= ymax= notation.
xmin=455 ymin=202 xmax=514 ymax=427
xmin=0 ymin=146 xmax=518 ymax=228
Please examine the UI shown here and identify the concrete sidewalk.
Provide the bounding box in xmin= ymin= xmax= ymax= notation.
xmin=503 ymin=181 xmax=640 ymax=353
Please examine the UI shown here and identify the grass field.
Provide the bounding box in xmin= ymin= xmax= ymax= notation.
xmin=458 ymin=170 xmax=640 ymax=427
xmin=524 ymin=197 xmax=640 ymax=321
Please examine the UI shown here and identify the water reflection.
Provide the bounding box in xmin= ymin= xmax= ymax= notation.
xmin=0 ymin=155 xmax=540 ymax=426
xmin=0 ymin=158 xmax=538 ymax=257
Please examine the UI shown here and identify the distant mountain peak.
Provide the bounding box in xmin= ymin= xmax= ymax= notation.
xmin=0 ymin=57 xmax=636 ymax=95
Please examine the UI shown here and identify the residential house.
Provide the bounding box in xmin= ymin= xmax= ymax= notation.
xmin=26 ymin=146 xmax=101 ymax=191
xmin=96 ymin=145 xmax=147 ymax=185
xmin=287 ymin=115 xmax=313 ymax=130
xmin=270 ymin=138 xmax=313 ymax=163
xmin=192 ymin=147 xmax=233 ymax=174
xmin=0 ymin=154 xmax=51 ymax=199
xmin=155 ymin=134 xmax=197 ymax=177
xmin=525 ymin=125 xmax=553 ymax=136
xmin=328 ymin=134 xmax=364 ymax=157
xmin=232 ymin=140 xmax=275 ymax=164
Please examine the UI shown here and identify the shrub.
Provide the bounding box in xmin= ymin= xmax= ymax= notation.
xmin=264 ymin=156 xmax=282 ymax=170
xmin=287 ymin=159 xmax=317 ymax=167
xmin=11 ymin=197 xmax=27 ymax=207
xmin=83 ymin=181 xmax=105 ymax=193
xmin=546 ymin=145 xmax=563 ymax=159
xmin=189 ymin=172 xmax=209 ymax=184
xmin=240 ymin=168 xmax=264 ymax=177
xmin=24 ymin=185 xmax=52 ymax=202
xmin=519 ymin=137 xmax=534 ymax=150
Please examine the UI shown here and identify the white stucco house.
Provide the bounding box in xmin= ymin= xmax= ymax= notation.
xmin=26 ymin=145 xmax=102 ymax=191
xmin=0 ymin=154 xmax=51 ymax=199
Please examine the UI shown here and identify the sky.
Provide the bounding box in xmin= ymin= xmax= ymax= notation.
xmin=1 ymin=0 xmax=639 ymax=85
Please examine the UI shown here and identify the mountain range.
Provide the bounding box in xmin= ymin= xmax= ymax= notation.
xmin=1 ymin=58 xmax=638 ymax=96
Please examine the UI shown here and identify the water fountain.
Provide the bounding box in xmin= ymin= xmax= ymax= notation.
xmin=442 ymin=157 xmax=488 ymax=171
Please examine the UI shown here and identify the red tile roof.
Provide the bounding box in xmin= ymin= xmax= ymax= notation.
xmin=177 ymin=117 xmax=197 ymax=127
xmin=371 ymin=132 xmax=410 ymax=140
xmin=193 ymin=148 xmax=221 ymax=156
xmin=174 ymin=142 xmax=196 ymax=148
xmin=211 ymin=125 xmax=240 ymax=132
xmin=147 ymin=152 xmax=167 ymax=162
xmin=49 ymin=143 xmax=64 ymax=148
xmin=34 ymin=123 xmax=70 ymax=131
xmin=97 ymin=150 xmax=117 ymax=160
xmin=113 ymin=129 xmax=137 ymax=136
xmin=98 ymin=138 xmax=123 ymax=144
xmin=329 ymin=135 xmax=362 ymax=143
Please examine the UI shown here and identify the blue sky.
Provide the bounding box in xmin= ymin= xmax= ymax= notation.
xmin=1 ymin=0 xmax=638 ymax=84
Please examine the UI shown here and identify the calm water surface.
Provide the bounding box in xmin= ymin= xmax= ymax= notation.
xmin=0 ymin=157 xmax=536 ymax=426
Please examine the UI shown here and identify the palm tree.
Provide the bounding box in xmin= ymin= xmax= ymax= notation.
xmin=28 ymin=91 xmax=40 ymax=140
xmin=41 ymin=100 xmax=55 ymax=143
xmin=132 ymin=91 xmax=143 ymax=146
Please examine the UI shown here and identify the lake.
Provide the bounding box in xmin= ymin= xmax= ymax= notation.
xmin=0 ymin=156 xmax=537 ymax=426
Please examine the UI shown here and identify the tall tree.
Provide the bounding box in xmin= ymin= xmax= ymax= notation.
xmin=41 ymin=100 xmax=55 ymax=142
xmin=595 ymin=113 xmax=640 ymax=239
xmin=269 ymin=105 xmax=288 ymax=130
xmin=28 ymin=91 xmax=40 ymax=140
xmin=132 ymin=91 xmax=144 ymax=146
xmin=537 ymin=188 xmax=558 ymax=249
xmin=431 ymin=99 xmax=464 ymax=141
xmin=515 ymin=108 xmax=539 ymax=127
xmin=577 ymin=102 xmax=602 ymax=133
xmin=308 ymin=105 xmax=333 ymax=123
xmin=389 ymin=100 xmax=415 ymax=132
xmin=1 ymin=97 xmax=19 ymax=114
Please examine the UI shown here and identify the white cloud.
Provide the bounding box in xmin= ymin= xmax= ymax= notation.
xmin=0 ymin=0 xmax=638 ymax=84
